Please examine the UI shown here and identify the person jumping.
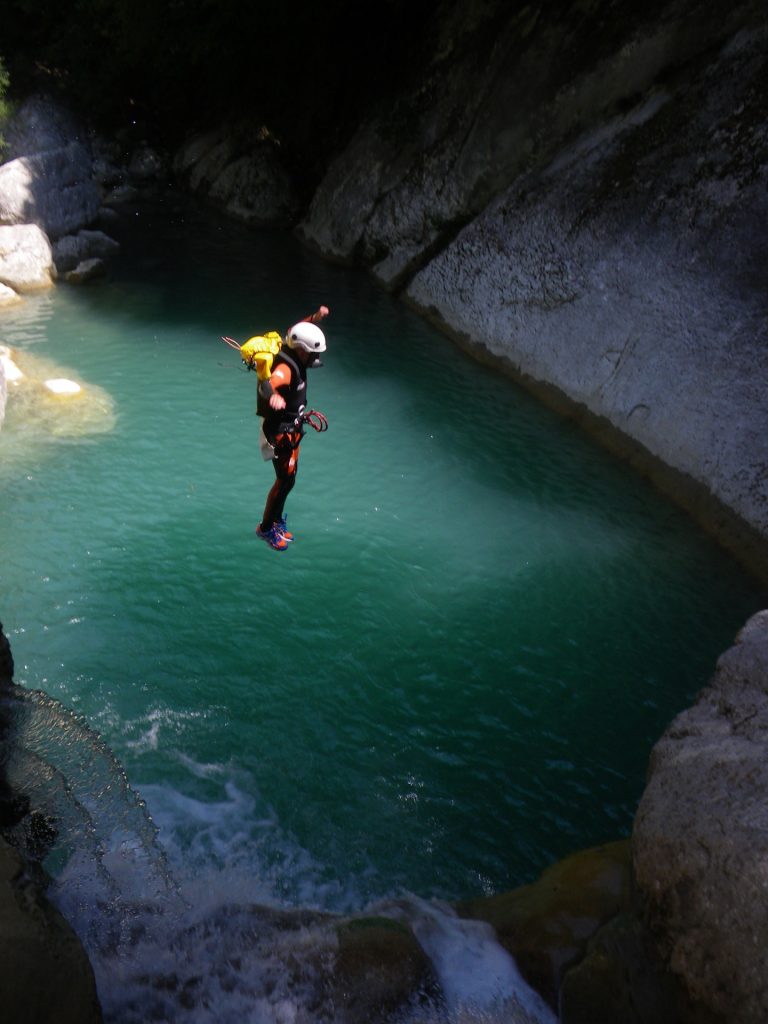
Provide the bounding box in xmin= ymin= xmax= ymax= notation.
xmin=255 ymin=305 xmax=329 ymax=551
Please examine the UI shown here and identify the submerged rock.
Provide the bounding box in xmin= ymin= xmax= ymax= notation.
xmin=0 ymin=344 xmax=115 ymax=445
xmin=332 ymin=915 xmax=438 ymax=1023
xmin=0 ymin=281 xmax=22 ymax=307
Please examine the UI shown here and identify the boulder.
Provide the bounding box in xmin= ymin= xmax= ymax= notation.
xmin=633 ymin=610 xmax=768 ymax=1024
xmin=0 ymin=281 xmax=22 ymax=306
xmin=332 ymin=916 xmax=438 ymax=1024
xmin=174 ymin=126 xmax=301 ymax=226
xmin=0 ymin=839 xmax=102 ymax=1023
xmin=456 ymin=840 xmax=634 ymax=1010
xmin=0 ymin=626 xmax=100 ymax=1022
xmin=2 ymin=94 xmax=88 ymax=160
xmin=127 ymin=145 xmax=166 ymax=181
xmin=0 ymin=142 xmax=101 ymax=240
xmin=0 ymin=224 xmax=55 ymax=291
xmin=558 ymin=913 xmax=698 ymax=1024
xmin=52 ymin=229 xmax=120 ymax=273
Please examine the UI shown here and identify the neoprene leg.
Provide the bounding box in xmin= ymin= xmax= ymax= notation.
xmin=261 ymin=475 xmax=295 ymax=529
xmin=260 ymin=436 xmax=300 ymax=530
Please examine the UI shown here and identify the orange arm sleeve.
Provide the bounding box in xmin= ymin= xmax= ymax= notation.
xmin=270 ymin=363 xmax=292 ymax=390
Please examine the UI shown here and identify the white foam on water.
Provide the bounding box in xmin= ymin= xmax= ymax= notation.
xmin=139 ymin=775 xmax=372 ymax=914
xmin=44 ymin=771 xmax=560 ymax=1024
xmin=379 ymin=895 xmax=559 ymax=1024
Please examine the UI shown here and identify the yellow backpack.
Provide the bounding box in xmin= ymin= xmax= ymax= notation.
xmin=237 ymin=331 xmax=284 ymax=380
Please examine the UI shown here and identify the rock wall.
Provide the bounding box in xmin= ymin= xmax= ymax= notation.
xmin=633 ymin=610 xmax=768 ymax=1024
xmin=0 ymin=839 xmax=103 ymax=1024
xmin=0 ymin=622 xmax=102 ymax=1022
xmin=293 ymin=0 xmax=768 ymax=573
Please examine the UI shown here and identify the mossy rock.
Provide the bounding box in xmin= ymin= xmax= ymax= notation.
xmin=332 ymin=916 xmax=438 ymax=1024
xmin=456 ymin=839 xmax=633 ymax=1007
xmin=559 ymin=912 xmax=697 ymax=1024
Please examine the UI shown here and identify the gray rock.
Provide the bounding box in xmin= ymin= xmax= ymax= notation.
xmin=404 ymin=48 xmax=768 ymax=540
xmin=632 ymin=610 xmax=768 ymax=1024
xmin=288 ymin=1 xmax=768 ymax=561
xmin=0 ymin=142 xmax=100 ymax=240
xmin=174 ymin=126 xmax=300 ymax=226
xmin=128 ymin=145 xmax=165 ymax=181
xmin=299 ymin=0 xmax=761 ymax=286
xmin=53 ymin=229 xmax=119 ymax=273
xmin=2 ymin=94 xmax=88 ymax=160
xmin=63 ymin=257 xmax=107 ymax=284
xmin=0 ymin=224 xmax=55 ymax=291
xmin=0 ymin=281 xmax=22 ymax=307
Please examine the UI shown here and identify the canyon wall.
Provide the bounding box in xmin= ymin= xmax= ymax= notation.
xmin=295 ymin=0 xmax=768 ymax=574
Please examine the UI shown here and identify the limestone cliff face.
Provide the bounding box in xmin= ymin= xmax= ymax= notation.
xmin=296 ymin=0 xmax=768 ymax=563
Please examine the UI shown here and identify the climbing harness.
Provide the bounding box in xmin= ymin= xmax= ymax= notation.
xmin=276 ymin=410 xmax=329 ymax=451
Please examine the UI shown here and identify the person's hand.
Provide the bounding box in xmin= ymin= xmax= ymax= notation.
xmin=269 ymin=393 xmax=286 ymax=410
xmin=317 ymin=305 xmax=329 ymax=319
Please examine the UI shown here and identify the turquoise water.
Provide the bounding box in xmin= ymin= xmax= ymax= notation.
xmin=1 ymin=195 xmax=765 ymax=925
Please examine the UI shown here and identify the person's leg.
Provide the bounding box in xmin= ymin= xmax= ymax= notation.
xmin=259 ymin=435 xmax=300 ymax=540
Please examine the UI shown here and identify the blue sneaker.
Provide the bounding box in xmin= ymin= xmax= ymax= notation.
xmin=256 ymin=524 xmax=288 ymax=551
xmin=275 ymin=516 xmax=294 ymax=542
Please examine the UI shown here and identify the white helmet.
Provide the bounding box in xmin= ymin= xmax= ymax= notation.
xmin=286 ymin=321 xmax=326 ymax=353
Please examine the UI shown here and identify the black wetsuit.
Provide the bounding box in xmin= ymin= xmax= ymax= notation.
xmin=257 ymin=349 xmax=307 ymax=529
